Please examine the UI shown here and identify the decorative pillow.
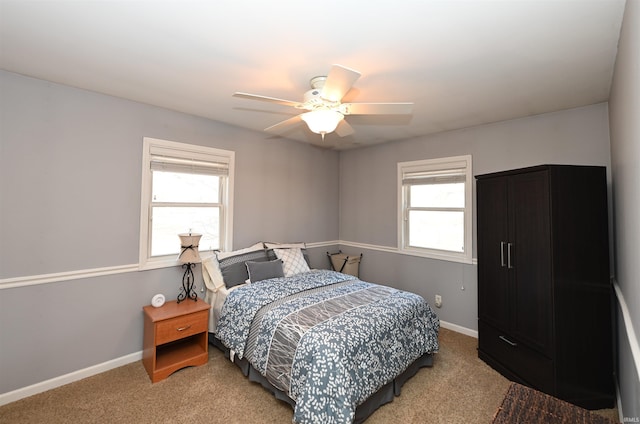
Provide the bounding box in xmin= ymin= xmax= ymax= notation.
xmin=273 ymin=247 xmax=310 ymax=277
xmin=246 ymin=259 xmax=284 ymax=283
xmin=216 ymin=243 xmax=268 ymax=287
xmin=265 ymin=242 xmax=311 ymax=267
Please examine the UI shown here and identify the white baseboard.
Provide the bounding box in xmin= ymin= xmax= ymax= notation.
xmin=0 ymin=351 xmax=142 ymax=407
xmin=615 ymin=379 xmax=624 ymax=424
xmin=440 ymin=320 xmax=478 ymax=338
xmin=613 ymin=281 xmax=640 ymax=383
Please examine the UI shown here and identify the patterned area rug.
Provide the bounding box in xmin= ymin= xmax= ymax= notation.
xmin=492 ymin=383 xmax=617 ymax=424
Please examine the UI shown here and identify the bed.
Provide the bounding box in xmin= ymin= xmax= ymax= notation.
xmin=201 ymin=242 xmax=440 ymax=424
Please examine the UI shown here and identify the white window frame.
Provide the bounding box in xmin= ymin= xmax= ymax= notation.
xmin=139 ymin=137 xmax=235 ymax=270
xmin=397 ymin=155 xmax=473 ymax=264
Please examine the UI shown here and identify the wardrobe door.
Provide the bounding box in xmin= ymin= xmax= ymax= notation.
xmin=477 ymin=176 xmax=510 ymax=330
xmin=508 ymin=170 xmax=553 ymax=357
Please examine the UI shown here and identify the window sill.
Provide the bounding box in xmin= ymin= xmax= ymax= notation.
xmin=399 ymin=247 xmax=474 ymax=265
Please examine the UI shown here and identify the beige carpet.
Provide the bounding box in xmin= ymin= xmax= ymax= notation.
xmin=0 ymin=328 xmax=618 ymax=423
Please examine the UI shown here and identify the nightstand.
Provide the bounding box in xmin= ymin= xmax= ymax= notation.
xmin=142 ymin=299 xmax=210 ymax=383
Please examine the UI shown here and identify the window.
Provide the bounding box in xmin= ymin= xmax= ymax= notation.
xmin=139 ymin=137 xmax=234 ymax=269
xmin=398 ymin=155 xmax=472 ymax=263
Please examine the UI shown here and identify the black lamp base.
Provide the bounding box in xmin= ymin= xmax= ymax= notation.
xmin=177 ymin=263 xmax=198 ymax=303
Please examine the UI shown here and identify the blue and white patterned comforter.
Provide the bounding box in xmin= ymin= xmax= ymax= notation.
xmin=216 ymin=270 xmax=439 ymax=424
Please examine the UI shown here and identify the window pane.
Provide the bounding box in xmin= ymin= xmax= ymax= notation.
xmin=410 ymin=183 xmax=464 ymax=208
xmin=151 ymin=207 xmax=220 ymax=256
xmin=408 ymin=210 xmax=464 ymax=252
xmin=152 ymin=171 xmax=219 ymax=203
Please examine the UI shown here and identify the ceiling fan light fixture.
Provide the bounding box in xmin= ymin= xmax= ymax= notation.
xmin=233 ymin=65 xmax=413 ymax=142
xmin=301 ymin=109 xmax=344 ymax=137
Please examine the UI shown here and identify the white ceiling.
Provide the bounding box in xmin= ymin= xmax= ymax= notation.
xmin=0 ymin=0 xmax=626 ymax=150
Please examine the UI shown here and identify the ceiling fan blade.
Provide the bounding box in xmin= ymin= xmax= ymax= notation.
xmin=233 ymin=92 xmax=301 ymax=108
xmin=335 ymin=119 xmax=355 ymax=137
xmin=321 ymin=64 xmax=361 ymax=102
xmin=264 ymin=115 xmax=302 ymax=133
xmin=341 ymin=102 xmax=413 ymax=115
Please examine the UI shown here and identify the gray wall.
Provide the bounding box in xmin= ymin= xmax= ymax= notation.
xmin=338 ymin=103 xmax=612 ymax=330
xmin=608 ymin=0 xmax=640 ymax=419
xmin=0 ymin=71 xmax=339 ymax=394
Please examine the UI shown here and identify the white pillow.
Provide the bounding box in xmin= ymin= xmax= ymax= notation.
xmin=201 ymin=256 xmax=225 ymax=292
xmin=273 ymin=248 xmax=310 ymax=277
xmin=216 ymin=242 xmax=264 ymax=260
xmin=264 ymin=242 xmax=306 ymax=249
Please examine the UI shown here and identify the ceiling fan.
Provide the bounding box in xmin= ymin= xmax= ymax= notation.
xmin=233 ymin=64 xmax=413 ymax=140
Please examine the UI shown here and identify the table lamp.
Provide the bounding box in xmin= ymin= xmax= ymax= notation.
xmin=177 ymin=232 xmax=202 ymax=303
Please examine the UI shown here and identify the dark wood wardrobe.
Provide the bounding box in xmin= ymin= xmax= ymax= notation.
xmin=476 ymin=165 xmax=614 ymax=409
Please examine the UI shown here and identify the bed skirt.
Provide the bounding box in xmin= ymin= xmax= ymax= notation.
xmin=209 ymin=333 xmax=433 ymax=423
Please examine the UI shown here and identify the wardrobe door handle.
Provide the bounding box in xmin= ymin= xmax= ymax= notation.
xmin=507 ymin=243 xmax=514 ymax=269
xmin=500 ymin=242 xmax=506 ymax=267
xmin=499 ymin=335 xmax=518 ymax=347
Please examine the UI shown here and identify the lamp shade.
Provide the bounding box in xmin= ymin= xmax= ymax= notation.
xmin=300 ymin=110 xmax=344 ymax=135
xmin=177 ymin=233 xmax=202 ymax=264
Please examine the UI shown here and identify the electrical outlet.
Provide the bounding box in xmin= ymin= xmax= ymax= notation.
xmin=434 ymin=294 xmax=442 ymax=308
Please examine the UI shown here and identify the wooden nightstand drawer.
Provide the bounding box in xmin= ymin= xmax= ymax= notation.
xmin=156 ymin=310 xmax=208 ymax=345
